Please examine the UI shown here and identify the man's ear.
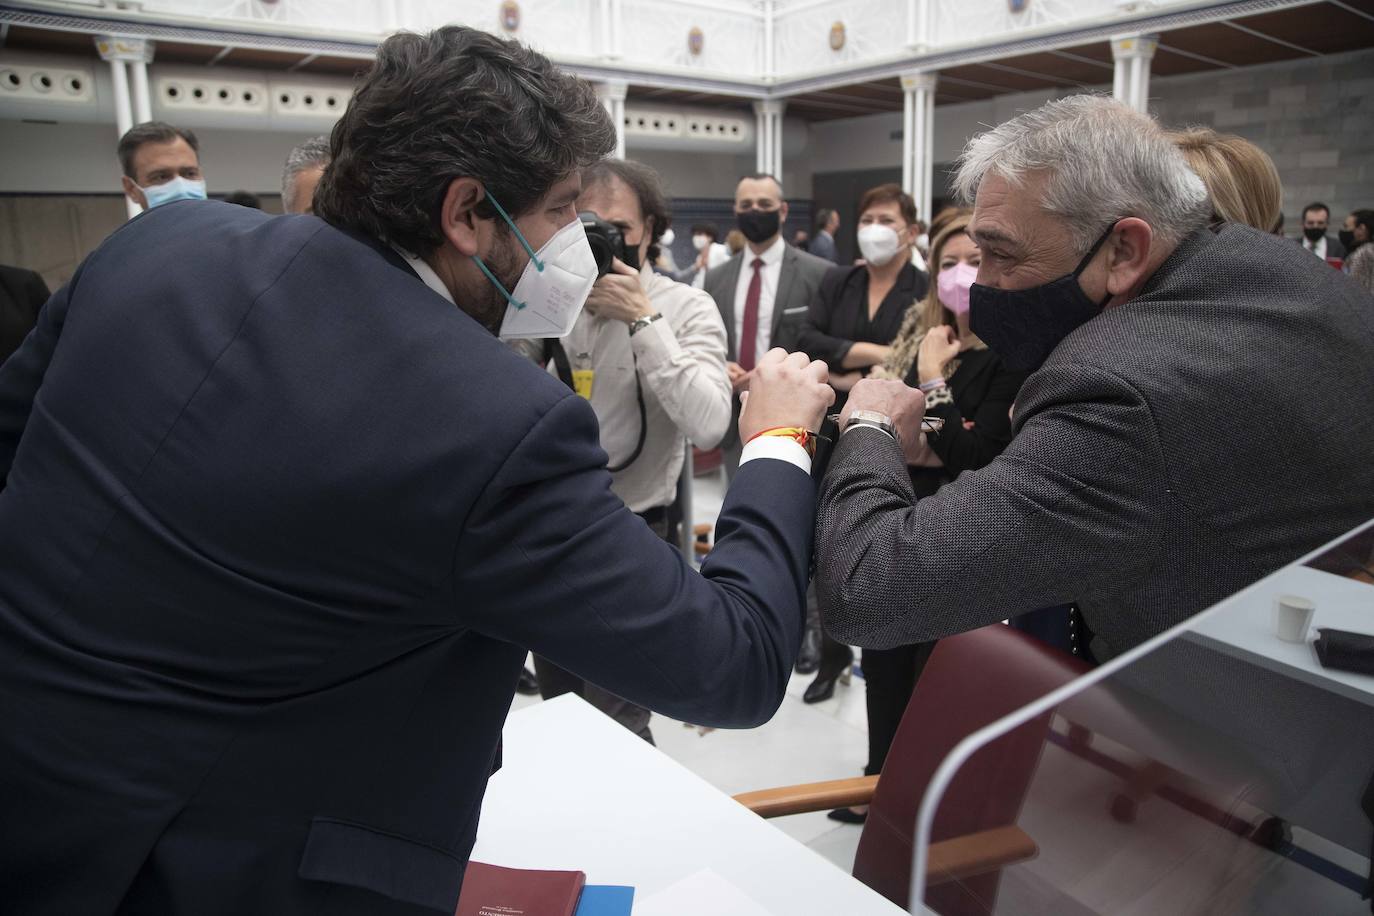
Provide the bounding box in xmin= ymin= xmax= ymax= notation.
xmin=1104 ymin=217 xmax=1155 ymax=299
xmin=779 ymin=201 xmax=790 ymax=227
xmin=438 ymin=177 xmax=488 ymax=257
xmin=122 ymin=176 xmax=147 ymax=210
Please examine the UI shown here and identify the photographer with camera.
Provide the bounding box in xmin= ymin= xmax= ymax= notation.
xmin=514 ymin=158 xmax=732 ymax=742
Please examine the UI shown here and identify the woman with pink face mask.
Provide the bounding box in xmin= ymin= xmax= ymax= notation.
xmin=825 ymin=208 xmax=1031 ymax=826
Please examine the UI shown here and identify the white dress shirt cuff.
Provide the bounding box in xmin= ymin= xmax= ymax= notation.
xmin=739 ymin=435 xmax=812 ymax=475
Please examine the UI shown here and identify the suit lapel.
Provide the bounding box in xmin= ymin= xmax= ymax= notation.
xmin=717 ymin=254 xmax=744 ymax=359
xmin=772 ymin=246 xmax=799 ymax=339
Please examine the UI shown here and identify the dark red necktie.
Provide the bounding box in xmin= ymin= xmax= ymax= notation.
xmin=739 ymin=257 xmax=764 ymax=371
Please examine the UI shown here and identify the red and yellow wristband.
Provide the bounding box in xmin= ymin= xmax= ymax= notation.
xmin=745 ymin=426 xmax=825 ymax=458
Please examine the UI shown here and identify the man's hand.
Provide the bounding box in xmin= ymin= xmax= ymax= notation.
xmin=840 ymin=377 xmax=928 ymax=459
xmin=726 ymin=361 xmax=752 ymax=393
xmin=916 ymin=325 xmax=961 ymax=384
xmin=583 ymin=258 xmax=654 ymax=325
xmin=739 ymin=349 xmax=834 ymax=443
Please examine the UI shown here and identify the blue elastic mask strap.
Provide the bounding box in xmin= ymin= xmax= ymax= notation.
xmin=484 ymin=192 xmax=544 ymax=273
xmin=472 ymin=255 xmax=524 ymax=311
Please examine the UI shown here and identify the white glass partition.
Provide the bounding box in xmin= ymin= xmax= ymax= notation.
xmin=910 ymin=520 xmax=1374 ymax=914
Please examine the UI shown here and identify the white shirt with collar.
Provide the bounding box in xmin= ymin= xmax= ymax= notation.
xmin=1304 ymin=236 xmax=1329 ymax=260
xmin=392 ymin=245 xmax=455 ymax=304
xmin=731 ymin=235 xmax=785 ymax=367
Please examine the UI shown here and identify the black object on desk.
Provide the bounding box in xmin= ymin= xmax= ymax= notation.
xmin=1314 ymin=628 xmax=1374 ymax=677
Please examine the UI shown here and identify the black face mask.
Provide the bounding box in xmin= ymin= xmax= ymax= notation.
xmin=1338 ymin=229 xmax=1356 ymax=251
xmin=1303 ymin=226 xmax=1327 ymax=243
xmin=737 ymin=208 xmax=781 ymax=244
xmin=969 ymin=224 xmax=1116 ymax=372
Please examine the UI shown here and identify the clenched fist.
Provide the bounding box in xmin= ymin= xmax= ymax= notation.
xmin=738 ymin=349 xmax=834 ymax=443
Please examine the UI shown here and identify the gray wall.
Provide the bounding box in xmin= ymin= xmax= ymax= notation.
xmin=1149 ymin=48 xmax=1373 ymax=230
xmin=808 ymin=47 xmax=1374 ymax=234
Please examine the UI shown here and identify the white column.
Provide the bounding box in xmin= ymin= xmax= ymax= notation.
xmin=130 ymin=59 xmax=152 ymax=124
xmin=900 ymin=71 xmax=938 ymax=221
xmin=1111 ymin=34 xmax=1158 ymax=114
xmin=98 ymin=35 xmax=155 ymax=220
xmin=753 ymin=100 xmax=785 ymax=184
xmin=907 ymin=0 xmax=931 ymax=50
xmin=598 ymin=80 xmax=628 ymax=160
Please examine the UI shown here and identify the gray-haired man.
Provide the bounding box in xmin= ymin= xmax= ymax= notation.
xmin=816 ymin=95 xmax=1374 ymax=662
xmin=281 ymin=134 xmax=330 ymax=215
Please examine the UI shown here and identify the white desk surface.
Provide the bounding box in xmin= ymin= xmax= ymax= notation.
xmin=471 ymin=694 xmax=913 ymax=915
xmin=1188 ymin=565 xmax=1374 ymax=707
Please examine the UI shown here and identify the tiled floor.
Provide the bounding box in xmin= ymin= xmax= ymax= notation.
xmin=509 ymin=468 xmax=874 ymax=874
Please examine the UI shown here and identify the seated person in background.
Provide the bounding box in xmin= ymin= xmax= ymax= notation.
xmin=817 ymin=95 xmax=1374 ymax=664
xmin=281 ymin=135 xmax=331 ymax=216
xmin=676 ymin=222 xmax=731 ymax=288
xmin=116 ymin=120 xmax=206 ymax=212
xmin=1169 ymin=127 xmax=1282 ymax=232
xmin=0 ymin=26 xmax=833 ymax=913
xmin=795 ymin=183 xmax=929 ymax=703
xmin=511 ymin=158 xmax=732 ymax=743
xmin=828 ymin=207 xmax=1029 ymax=823
xmin=0 ymin=264 xmax=50 ymax=365
xmin=1340 ymin=208 xmax=1374 ymax=294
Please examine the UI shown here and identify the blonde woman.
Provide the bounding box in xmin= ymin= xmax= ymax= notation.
xmin=828 ymin=208 xmax=1032 ymax=824
xmin=1168 ymin=128 xmax=1282 ymax=232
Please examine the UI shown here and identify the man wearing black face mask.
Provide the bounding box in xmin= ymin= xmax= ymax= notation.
xmin=704 ymin=173 xmax=832 ymax=479
xmin=1299 ymin=202 xmax=1345 ymax=262
xmin=815 ymin=95 xmax=1374 ymax=664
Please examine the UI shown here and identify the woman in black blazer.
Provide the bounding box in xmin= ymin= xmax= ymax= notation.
xmin=795 ymin=185 xmax=929 ymax=704
xmin=826 ymin=209 xmax=1029 ymax=823
xmin=798 ymin=183 xmax=929 ymax=418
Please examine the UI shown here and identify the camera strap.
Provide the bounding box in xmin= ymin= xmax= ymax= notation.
xmin=541 ymin=337 xmax=647 ymax=473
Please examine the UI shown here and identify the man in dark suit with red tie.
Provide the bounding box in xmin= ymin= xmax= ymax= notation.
xmin=703 ymin=174 xmax=833 ymax=480
xmin=0 ymin=27 xmax=834 ymax=915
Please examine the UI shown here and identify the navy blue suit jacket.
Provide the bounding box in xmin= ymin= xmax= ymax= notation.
xmin=0 ymin=201 xmax=813 ymax=914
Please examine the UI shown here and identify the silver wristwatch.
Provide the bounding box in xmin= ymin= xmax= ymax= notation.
xmin=843 ymin=409 xmax=900 ymax=446
xmin=628 ymin=312 xmax=665 ymax=336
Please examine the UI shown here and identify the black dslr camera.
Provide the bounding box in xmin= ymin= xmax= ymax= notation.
xmin=580 ymin=211 xmax=639 ymax=277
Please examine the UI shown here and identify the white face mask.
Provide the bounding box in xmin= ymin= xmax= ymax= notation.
xmin=692 ymin=234 xmax=709 ymax=252
xmin=473 ymin=193 xmax=598 ymax=339
xmin=916 ymin=232 xmax=931 ymax=253
xmin=857 ymin=224 xmax=904 ymax=267
xmin=660 ymin=228 xmax=675 ymax=247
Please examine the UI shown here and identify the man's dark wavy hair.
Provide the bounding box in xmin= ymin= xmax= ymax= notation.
xmin=314 ymin=26 xmax=616 ymax=257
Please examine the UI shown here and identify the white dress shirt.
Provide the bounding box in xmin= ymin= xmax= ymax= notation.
xmin=1304 ymin=236 xmax=1329 ymax=259
xmin=731 ymin=236 xmax=785 ymax=366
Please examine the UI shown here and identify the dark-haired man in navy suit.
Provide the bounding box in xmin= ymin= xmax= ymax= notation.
xmin=0 ymin=26 xmax=832 ymax=916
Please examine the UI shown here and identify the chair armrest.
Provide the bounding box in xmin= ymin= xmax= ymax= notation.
xmin=926 ymin=825 xmax=1037 ymax=885
xmin=733 ymin=775 xmax=879 ymax=818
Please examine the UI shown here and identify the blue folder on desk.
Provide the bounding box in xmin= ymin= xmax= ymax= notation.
xmin=575 ymin=884 xmax=634 ymax=915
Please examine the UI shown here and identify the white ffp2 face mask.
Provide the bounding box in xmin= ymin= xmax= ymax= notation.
xmin=857 ymin=224 xmax=904 ymax=267
xmin=473 ymin=194 xmax=598 ymax=339
xmin=692 ymin=234 xmax=709 ymax=251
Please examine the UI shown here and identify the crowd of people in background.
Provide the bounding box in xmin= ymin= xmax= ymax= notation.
xmin=2 ymin=77 xmax=1372 ymax=836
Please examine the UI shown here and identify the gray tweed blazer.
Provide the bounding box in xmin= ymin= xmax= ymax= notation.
xmin=815 ymin=223 xmax=1374 ymax=661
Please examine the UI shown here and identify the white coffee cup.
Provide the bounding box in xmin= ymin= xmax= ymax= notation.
xmin=1274 ymin=595 xmax=1316 ymax=643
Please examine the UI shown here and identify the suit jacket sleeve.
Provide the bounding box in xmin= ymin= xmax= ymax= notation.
xmin=816 ymin=363 xmax=1165 ymax=649
xmin=0 ymin=274 xmax=69 ymax=489
xmin=453 ymin=392 xmax=813 ymax=727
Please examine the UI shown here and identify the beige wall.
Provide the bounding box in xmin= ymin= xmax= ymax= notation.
xmin=0 ymin=193 xmax=284 ymax=291
xmin=0 ymin=195 xmax=127 ymax=291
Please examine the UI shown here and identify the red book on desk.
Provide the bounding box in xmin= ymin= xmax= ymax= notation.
xmin=454 ymin=861 xmax=586 ymax=916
